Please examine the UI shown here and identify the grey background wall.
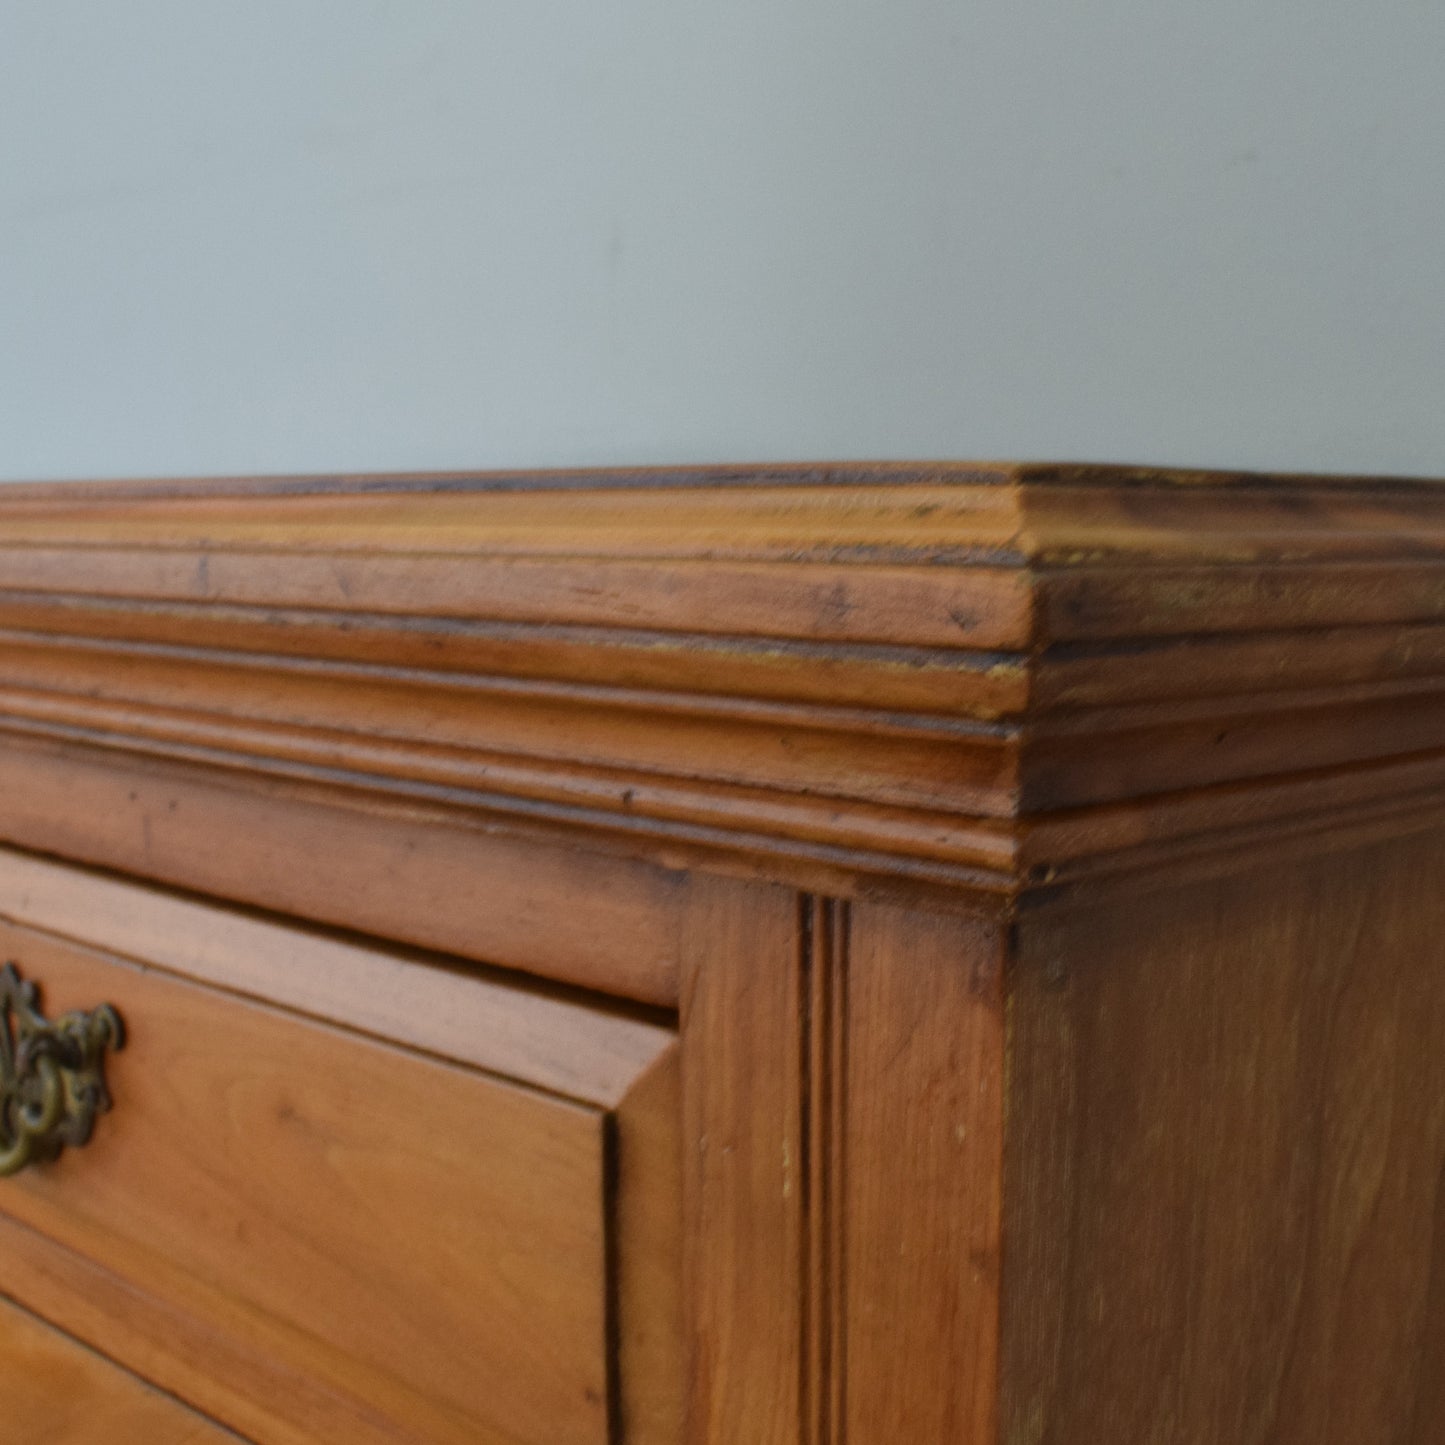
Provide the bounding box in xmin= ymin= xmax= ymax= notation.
xmin=1 ymin=2 xmax=1441 ymax=482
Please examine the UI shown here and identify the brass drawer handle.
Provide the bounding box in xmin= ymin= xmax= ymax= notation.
xmin=0 ymin=964 xmax=124 ymax=1178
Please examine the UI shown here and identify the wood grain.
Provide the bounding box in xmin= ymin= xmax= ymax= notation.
xmin=5 ymin=462 xmax=1445 ymax=1445
xmin=680 ymin=874 xmax=807 ymax=1443
xmin=615 ymin=1043 xmax=685 ymax=1445
xmin=678 ymin=885 xmax=1008 ymax=1445
xmin=0 ymin=844 xmax=673 ymax=1107
xmin=0 ymin=1213 xmax=378 ymax=1445
xmin=0 ymin=730 xmax=686 ymax=1006
xmin=0 ymin=1294 xmax=240 ymax=1445
xmin=1004 ymin=826 xmax=1445 ymax=1445
xmin=844 ymin=900 xmax=1004 ymax=1444
xmin=0 ymin=849 xmax=686 ymax=1441
xmin=2 ymin=464 xmax=1445 ymax=911
xmin=0 ymin=921 xmax=620 ymax=1445
xmin=0 ymin=468 xmax=1035 ymax=647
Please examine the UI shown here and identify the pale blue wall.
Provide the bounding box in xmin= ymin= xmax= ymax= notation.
xmin=2 ymin=2 xmax=1442 ymax=480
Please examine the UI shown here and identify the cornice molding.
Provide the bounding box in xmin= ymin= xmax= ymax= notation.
xmin=1 ymin=462 xmax=1443 ymax=902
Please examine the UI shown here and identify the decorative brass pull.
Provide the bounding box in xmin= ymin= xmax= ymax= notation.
xmin=0 ymin=964 xmax=124 ymax=1178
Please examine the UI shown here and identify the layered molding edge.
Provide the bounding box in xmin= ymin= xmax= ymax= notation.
xmin=1 ymin=461 xmax=1443 ymax=911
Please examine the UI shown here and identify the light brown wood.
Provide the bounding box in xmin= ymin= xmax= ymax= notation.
xmin=0 ymin=731 xmax=685 ymax=1006
xmin=0 ymin=912 xmax=676 ymax=1445
xmin=0 ymin=624 xmax=1018 ymax=825
xmin=0 ymin=844 xmax=672 ymax=1106
xmin=0 ymin=1294 xmax=238 ymax=1445
xmin=1004 ymin=827 xmax=1445 ymax=1445
xmin=615 ymin=1043 xmax=685 ymax=1445
xmin=675 ymin=883 xmax=1009 ymax=1445
xmin=680 ymin=873 xmax=807 ymax=1443
xmin=0 ymin=467 xmax=1036 ymax=648
xmin=0 ymin=849 xmax=686 ymax=1443
xmin=843 ymin=900 xmax=1004 ymax=1443
xmin=3 ymin=463 xmax=1445 ymax=1444
xmin=0 ymin=1212 xmax=358 ymax=1445
xmin=4 ymin=464 xmax=1445 ymax=923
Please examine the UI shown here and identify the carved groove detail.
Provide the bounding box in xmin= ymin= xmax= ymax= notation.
xmin=800 ymin=897 xmax=849 ymax=1445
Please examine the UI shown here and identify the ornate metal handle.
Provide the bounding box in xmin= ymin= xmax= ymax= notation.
xmin=0 ymin=964 xmax=124 ymax=1178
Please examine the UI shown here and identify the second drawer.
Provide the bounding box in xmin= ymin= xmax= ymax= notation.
xmin=0 ymin=848 xmax=681 ymax=1445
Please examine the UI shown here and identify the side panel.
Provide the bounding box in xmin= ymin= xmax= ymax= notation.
xmin=680 ymin=881 xmax=1006 ymax=1445
xmin=680 ymin=875 xmax=806 ymax=1444
xmin=844 ymin=900 xmax=1005 ymax=1444
xmin=1006 ymin=828 xmax=1445 ymax=1445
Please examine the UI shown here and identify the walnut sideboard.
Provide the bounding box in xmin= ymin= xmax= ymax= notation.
xmin=0 ymin=463 xmax=1442 ymax=1445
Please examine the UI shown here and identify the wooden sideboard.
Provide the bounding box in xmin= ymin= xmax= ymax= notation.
xmin=0 ymin=462 xmax=1441 ymax=1444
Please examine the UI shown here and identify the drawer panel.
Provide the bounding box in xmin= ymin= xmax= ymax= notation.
xmin=0 ymin=1294 xmax=235 ymax=1445
xmin=0 ymin=853 xmax=681 ymax=1445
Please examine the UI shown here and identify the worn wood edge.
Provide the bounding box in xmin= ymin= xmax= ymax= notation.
xmin=7 ymin=699 xmax=1445 ymax=927
xmin=0 ymin=725 xmax=1020 ymax=897
xmin=4 ymin=463 xmax=1445 ymax=905
xmin=9 ymin=698 xmax=1445 ymax=914
xmin=3 ymin=457 xmax=1442 ymax=501
xmin=0 ymin=460 xmax=1021 ymax=503
xmin=6 ymin=464 xmax=1445 ymax=652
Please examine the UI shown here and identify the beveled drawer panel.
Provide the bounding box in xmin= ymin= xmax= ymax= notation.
xmin=0 ymin=851 xmax=681 ymax=1445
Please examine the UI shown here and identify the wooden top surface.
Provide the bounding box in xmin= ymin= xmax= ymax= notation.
xmin=1 ymin=462 xmax=1443 ymax=902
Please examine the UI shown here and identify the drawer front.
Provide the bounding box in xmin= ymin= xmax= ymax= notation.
xmin=0 ymin=855 xmax=681 ymax=1445
xmin=0 ymin=1294 xmax=234 ymax=1445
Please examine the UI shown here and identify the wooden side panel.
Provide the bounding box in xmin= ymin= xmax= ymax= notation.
xmin=1005 ymin=827 xmax=1445 ymax=1445
xmin=0 ymin=922 xmax=613 ymax=1445
xmin=0 ymin=1295 xmax=238 ymax=1445
xmin=680 ymin=874 xmax=807 ymax=1444
xmin=679 ymin=880 xmax=1006 ymax=1445
xmin=843 ymin=900 xmax=1005 ymax=1444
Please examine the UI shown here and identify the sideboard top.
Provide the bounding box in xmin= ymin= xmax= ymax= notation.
xmin=1 ymin=462 xmax=1443 ymax=906
xmin=3 ymin=460 xmax=1443 ymax=641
